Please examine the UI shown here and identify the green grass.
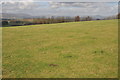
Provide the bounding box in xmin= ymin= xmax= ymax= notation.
xmin=2 ymin=20 xmax=118 ymax=78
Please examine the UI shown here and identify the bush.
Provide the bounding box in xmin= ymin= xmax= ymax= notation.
xmin=2 ymin=21 xmax=9 ymax=26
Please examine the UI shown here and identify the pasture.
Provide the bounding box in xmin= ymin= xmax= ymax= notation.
xmin=2 ymin=20 xmax=118 ymax=78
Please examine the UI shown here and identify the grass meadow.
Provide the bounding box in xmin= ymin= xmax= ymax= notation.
xmin=2 ymin=20 xmax=118 ymax=78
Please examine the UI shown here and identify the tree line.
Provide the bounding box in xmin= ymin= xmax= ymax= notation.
xmin=2 ymin=14 xmax=120 ymax=27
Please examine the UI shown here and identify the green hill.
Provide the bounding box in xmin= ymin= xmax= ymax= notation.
xmin=3 ymin=20 xmax=118 ymax=78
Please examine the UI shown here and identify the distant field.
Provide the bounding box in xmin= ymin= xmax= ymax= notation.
xmin=2 ymin=20 xmax=118 ymax=78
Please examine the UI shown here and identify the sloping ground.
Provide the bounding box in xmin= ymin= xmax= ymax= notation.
xmin=2 ymin=20 xmax=118 ymax=78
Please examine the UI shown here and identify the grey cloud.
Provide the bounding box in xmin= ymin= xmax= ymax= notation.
xmin=2 ymin=1 xmax=41 ymax=13
xmin=49 ymin=2 xmax=110 ymax=8
xmin=1 ymin=1 xmax=118 ymax=17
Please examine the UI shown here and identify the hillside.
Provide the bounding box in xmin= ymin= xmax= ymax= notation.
xmin=2 ymin=20 xmax=118 ymax=78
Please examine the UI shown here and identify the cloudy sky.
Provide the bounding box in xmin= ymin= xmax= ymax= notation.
xmin=0 ymin=0 xmax=119 ymax=17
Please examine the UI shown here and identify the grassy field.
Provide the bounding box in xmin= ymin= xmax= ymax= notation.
xmin=2 ymin=20 xmax=118 ymax=78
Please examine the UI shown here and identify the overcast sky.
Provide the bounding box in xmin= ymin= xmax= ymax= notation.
xmin=0 ymin=0 xmax=119 ymax=17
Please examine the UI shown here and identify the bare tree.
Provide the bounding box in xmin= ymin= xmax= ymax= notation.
xmin=118 ymin=13 xmax=120 ymax=19
xmin=86 ymin=16 xmax=92 ymax=21
xmin=75 ymin=16 xmax=80 ymax=22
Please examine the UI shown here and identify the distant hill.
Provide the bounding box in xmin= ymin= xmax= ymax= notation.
xmin=0 ymin=13 xmax=116 ymax=20
xmin=91 ymin=15 xmax=106 ymax=20
xmin=0 ymin=13 xmax=33 ymax=19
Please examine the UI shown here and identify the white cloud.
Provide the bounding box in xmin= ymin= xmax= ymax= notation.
xmin=1 ymin=0 xmax=40 ymax=13
xmin=49 ymin=2 xmax=110 ymax=8
xmin=1 ymin=0 xmax=35 ymax=9
xmin=1 ymin=1 xmax=118 ymax=17
xmin=48 ymin=2 xmax=118 ymax=16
